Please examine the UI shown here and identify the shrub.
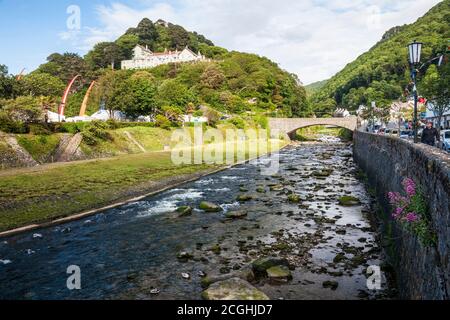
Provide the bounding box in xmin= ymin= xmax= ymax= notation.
xmin=29 ymin=124 xmax=51 ymax=135
xmin=155 ymin=115 xmax=172 ymax=130
xmin=81 ymin=121 xmax=113 ymax=146
xmin=229 ymin=117 xmax=246 ymax=129
xmin=0 ymin=112 xmax=28 ymax=133
xmin=254 ymin=115 xmax=268 ymax=129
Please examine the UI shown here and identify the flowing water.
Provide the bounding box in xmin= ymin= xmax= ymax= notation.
xmin=0 ymin=141 xmax=397 ymax=300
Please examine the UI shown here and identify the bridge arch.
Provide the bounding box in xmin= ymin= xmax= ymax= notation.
xmin=268 ymin=117 xmax=358 ymax=139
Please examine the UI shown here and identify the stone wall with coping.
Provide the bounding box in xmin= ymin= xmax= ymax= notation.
xmin=353 ymin=131 xmax=449 ymax=300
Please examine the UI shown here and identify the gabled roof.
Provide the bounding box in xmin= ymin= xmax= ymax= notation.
xmin=135 ymin=44 xmax=153 ymax=54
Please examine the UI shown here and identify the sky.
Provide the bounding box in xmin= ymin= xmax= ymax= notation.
xmin=0 ymin=0 xmax=442 ymax=84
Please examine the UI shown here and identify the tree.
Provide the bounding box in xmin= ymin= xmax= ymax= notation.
xmin=421 ymin=63 xmax=450 ymax=132
xmin=116 ymin=34 xmax=140 ymax=59
xmin=204 ymin=107 xmax=220 ymax=126
xmin=161 ymin=105 xmax=183 ymax=122
xmin=2 ymin=96 xmax=44 ymax=123
xmin=132 ymin=18 xmax=159 ymax=49
xmin=115 ymin=71 xmax=158 ymax=118
xmin=200 ymin=65 xmax=225 ymax=89
xmin=0 ymin=65 xmax=14 ymax=99
xmin=156 ymin=79 xmax=194 ymax=109
xmin=22 ymin=72 xmax=65 ymax=97
xmin=85 ymin=42 xmax=124 ymax=70
xmin=94 ymin=70 xmax=130 ymax=117
xmin=42 ymin=53 xmax=90 ymax=84
xmin=168 ymin=24 xmax=190 ymax=50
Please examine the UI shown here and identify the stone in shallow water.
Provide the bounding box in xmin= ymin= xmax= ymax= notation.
xmin=176 ymin=206 xmax=193 ymax=217
xmin=225 ymin=211 xmax=248 ymax=219
xmin=266 ymin=266 xmax=292 ymax=283
xmin=338 ymin=196 xmax=361 ymax=206
xmin=202 ymin=278 xmax=269 ymax=300
xmin=237 ymin=195 xmax=253 ymax=202
xmin=287 ymin=194 xmax=301 ymax=203
xmin=199 ymin=201 xmax=222 ymax=212
xmin=251 ymin=257 xmax=289 ymax=276
xmin=177 ymin=251 xmax=194 ymax=262
xmin=322 ymin=280 xmax=339 ymax=290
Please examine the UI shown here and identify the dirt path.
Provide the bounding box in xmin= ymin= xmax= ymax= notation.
xmin=124 ymin=131 xmax=147 ymax=153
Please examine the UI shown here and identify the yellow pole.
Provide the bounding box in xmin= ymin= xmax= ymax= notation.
xmin=79 ymin=81 xmax=96 ymax=117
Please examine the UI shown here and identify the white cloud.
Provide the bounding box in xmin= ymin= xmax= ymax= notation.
xmin=64 ymin=0 xmax=442 ymax=84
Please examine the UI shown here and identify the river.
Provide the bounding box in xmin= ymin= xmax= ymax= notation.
xmin=0 ymin=140 xmax=397 ymax=300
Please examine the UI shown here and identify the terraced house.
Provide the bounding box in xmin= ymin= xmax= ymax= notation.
xmin=121 ymin=45 xmax=207 ymax=70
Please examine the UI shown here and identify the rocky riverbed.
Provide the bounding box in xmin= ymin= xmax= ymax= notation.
xmin=0 ymin=141 xmax=397 ymax=300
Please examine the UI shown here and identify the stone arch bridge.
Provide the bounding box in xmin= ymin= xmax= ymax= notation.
xmin=268 ymin=117 xmax=359 ymax=138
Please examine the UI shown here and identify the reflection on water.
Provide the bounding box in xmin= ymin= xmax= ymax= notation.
xmin=0 ymin=141 xmax=396 ymax=300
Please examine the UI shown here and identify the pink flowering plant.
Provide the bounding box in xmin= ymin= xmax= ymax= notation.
xmin=388 ymin=178 xmax=436 ymax=246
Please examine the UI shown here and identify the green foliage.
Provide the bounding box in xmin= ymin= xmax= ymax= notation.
xmin=420 ymin=62 xmax=450 ymax=127
xmin=81 ymin=121 xmax=113 ymax=146
xmin=35 ymin=52 xmax=91 ymax=84
xmin=305 ymin=79 xmax=328 ymax=96
xmin=16 ymin=134 xmax=61 ymax=163
xmin=22 ymin=72 xmax=65 ymax=97
xmin=1 ymin=96 xmax=43 ymax=123
xmin=155 ymin=114 xmax=172 ymax=130
xmin=85 ymin=42 xmax=125 ymax=70
xmin=0 ymin=64 xmax=22 ymax=99
xmin=156 ymin=79 xmax=195 ymax=108
xmin=0 ymin=112 xmax=27 ymax=133
xmin=254 ymin=114 xmax=269 ymax=129
xmin=312 ymin=1 xmax=450 ymax=113
xmin=407 ymin=190 xmax=436 ymax=246
xmin=228 ymin=117 xmax=246 ymax=129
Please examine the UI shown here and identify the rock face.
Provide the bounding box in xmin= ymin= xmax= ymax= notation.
xmin=202 ymin=278 xmax=269 ymax=300
xmin=199 ymin=201 xmax=222 ymax=212
xmin=354 ymin=131 xmax=450 ymax=299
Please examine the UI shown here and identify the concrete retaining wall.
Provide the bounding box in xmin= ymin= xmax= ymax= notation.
xmin=353 ymin=131 xmax=449 ymax=300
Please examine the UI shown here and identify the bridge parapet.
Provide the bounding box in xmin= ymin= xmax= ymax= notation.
xmin=268 ymin=117 xmax=358 ymax=136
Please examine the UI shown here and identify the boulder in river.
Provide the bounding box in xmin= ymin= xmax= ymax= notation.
xmin=313 ymin=169 xmax=333 ymax=177
xmin=225 ymin=211 xmax=248 ymax=219
xmin=323 ymin=280 xmax=339 ymax=290
xmin=237 ymin=195 xmax=253 ymax=202
xmin=338 ymin=196 xmax=361 ymax=206
xmin=251 ymin=257 xmax=290 ymax=276
xmin=177 ymin=251 xmax=194 ymax=262
xmin=199 ymin=201 xmax=222 ymax=212
xmin=266 ymin=266 xmax=292 ymax=284
xmin=176 ymin=206 xmax=193 ymax=217
xmin=202 ymin=278 xmax=269 ymax=300
xmin=287 ymin=194 xmax=301 ymax=203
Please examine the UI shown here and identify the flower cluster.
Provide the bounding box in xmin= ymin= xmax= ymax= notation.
xmin=388 ymin=178 xmax=435 ymax=246
xmin=388 ymin=178 xmax=420 ymax=224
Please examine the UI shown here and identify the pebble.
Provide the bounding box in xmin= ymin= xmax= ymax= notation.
xmin=181 ymin=273 xmax=191 ymax=280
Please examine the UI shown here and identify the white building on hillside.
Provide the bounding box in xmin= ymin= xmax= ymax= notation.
xmin=121 ymin=45 xmax=207 ymax=70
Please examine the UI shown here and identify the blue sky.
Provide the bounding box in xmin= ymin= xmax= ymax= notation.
xmin=0 ymin=0 xmax=442 ymax=84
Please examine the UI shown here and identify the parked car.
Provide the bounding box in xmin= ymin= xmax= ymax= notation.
xmin=440 ymin=130 xmax=450 ymax=152
xmin=390 ymin=129 xmax=399 ymax=136
xmin=400 ymin=130 xmax=413 ymax=140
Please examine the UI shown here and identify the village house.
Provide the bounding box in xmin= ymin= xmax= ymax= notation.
xmin=121 ymin=45 xmax=207 ymax=70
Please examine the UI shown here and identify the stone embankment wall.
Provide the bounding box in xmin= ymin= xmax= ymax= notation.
xmin=353 ymin=131 xmax=449 ymax=299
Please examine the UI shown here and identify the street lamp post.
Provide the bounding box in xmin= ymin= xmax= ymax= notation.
xmin=407 ymin=40 xmax=423 ymax=143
